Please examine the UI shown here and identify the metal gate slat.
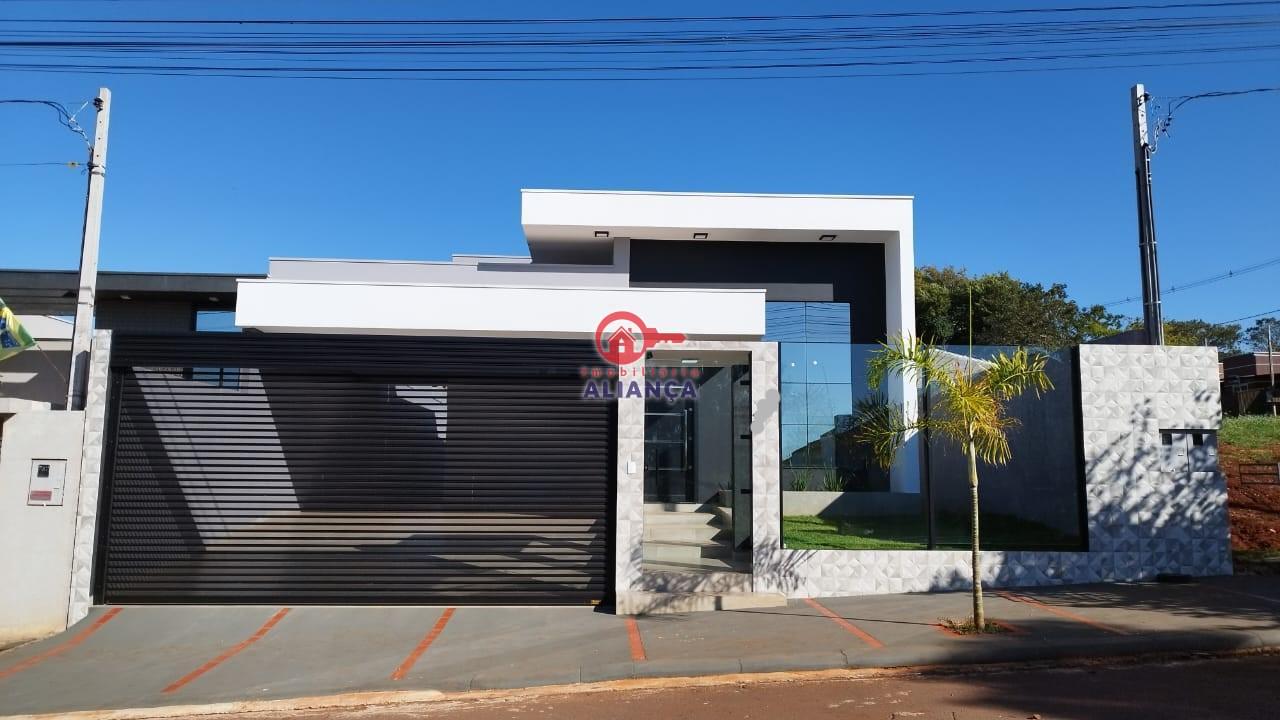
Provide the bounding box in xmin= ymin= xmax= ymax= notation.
xmin=98 ymin=333 xmax=613 ymax=606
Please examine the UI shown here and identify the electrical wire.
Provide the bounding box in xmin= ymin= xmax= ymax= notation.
xmin=1215 ymin=308 xmax=1280 ymax=325
xmin=0 ymin=99 xmax=90 ymax=145
xmin=9 ymin=1 xmax=1280 ymax=25
xmin=1153 ymin=85 xmax=1280 ymax=141
xmin=1101 ymin=255 xmax=1280 ymax=306
xmin=0 ymin=160 xmax=82 ymax=167
xmin=0 ymin=5 xmax=1276 ymax=80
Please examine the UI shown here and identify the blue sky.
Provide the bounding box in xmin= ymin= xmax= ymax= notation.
xmin=0 ymin=1 xmax=1276 ymax=326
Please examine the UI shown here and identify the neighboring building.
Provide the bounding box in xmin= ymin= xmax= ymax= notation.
xmin=0 ymin=189 xmax=1230 ymax=637
xmin=1221 ymin=352 xmax=1279 ymax=415
xmin=0 ymin=270 xmax=257 ymax=409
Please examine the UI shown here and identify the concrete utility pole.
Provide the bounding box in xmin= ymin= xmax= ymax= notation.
xmin=67 ymin=87 xmax=110 ymax=411
xmin=1131 ymin=84 xmax=1165 ymax=345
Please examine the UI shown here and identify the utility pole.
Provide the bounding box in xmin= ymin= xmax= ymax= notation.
xmin=1131 ymin=84 xmax=1164 ymax=345
xmin=66 ymin=87 xmax=110 ymax=411
xmin=1269 ymin=323 xmax=1276 ymax=416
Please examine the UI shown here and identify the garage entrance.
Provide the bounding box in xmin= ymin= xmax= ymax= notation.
xmin=95 ymin=333 xmax=613 ymax=606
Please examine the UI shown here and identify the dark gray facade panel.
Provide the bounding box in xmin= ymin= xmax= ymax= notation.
xmin=99 ymin=333 xmax=613 ymax=605
xmin=96 ymin=300 xmax=196 ymax=333
xmin=628 ymin=240 xmax=888 ymax=343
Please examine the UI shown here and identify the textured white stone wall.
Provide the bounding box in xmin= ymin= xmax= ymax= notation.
xmin=614 ymin=341 xmax=775 ymax=604
xmin=614 ymin=361 xmax=646 ymax=597
xmin=66 ymin=330 xmax=111 ymax=625
xmin=754 ymin=344 xmax=1232 ymax=598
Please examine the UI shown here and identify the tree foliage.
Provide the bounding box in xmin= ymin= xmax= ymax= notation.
xmin=1159 ymin=319 xmax=1242 ymax=355
xmin=1245 ymin=317 xmax=1280 ymax=352
xmin=915 ymin=266 xmax=1124 ymax=349
xmin=855 ymin=334 xmax=1053 ymax=630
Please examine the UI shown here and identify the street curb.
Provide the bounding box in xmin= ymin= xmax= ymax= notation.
xmin=6 ymin=645 xmax=1279 ymax=720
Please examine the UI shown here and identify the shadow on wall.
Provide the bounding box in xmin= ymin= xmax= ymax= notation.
xmin=927 ymin=348 xmax=1083 ymax=546
xmin=759 ymin=381 xmax=1229 ymax=596
xmin=105 ymin=367 xmax=609 ymax=603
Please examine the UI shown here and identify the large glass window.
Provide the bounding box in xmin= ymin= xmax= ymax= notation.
xmin=771 ymin=302 xmax=1084 ymax=552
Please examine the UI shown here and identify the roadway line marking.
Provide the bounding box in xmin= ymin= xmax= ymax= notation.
xmin=625 ymin=618 xmax=647 ymax=662
xmin=390 ymin=608 xmax=456 ymax=681
xmin=0 ymin=607 xmax=123 ymax=681
xmin=803 ymin=598 xmax=884 ymax=649
xmin=162 ymin=608 xmax=291 ymax=694
xmin=997 ymin=592 xmax=1128 ymax=636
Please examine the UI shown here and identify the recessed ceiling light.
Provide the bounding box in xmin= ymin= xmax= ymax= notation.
xmin=693 ymin=232 xmax=709 ymax=240
xmin=594 ymin=230 xmax=610 ymax=238
xmin=119 ymin=294 xmax=131 ymax=301
xmin=680 ymin=358 xmax=699 ymax=365
xmin=819 ymin=234 xmax=837 ymax=241
xmin=208 ymin=296 xmax=219 ymax=302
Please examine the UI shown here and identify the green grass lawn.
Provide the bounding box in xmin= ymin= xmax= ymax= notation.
xmin=782 ymin=515 xmax=926 ymax=550
xmin=1221 ymin=416 xmax=1280 ymax=451
xmin=782 ymin=513 xmax=1080 ymax=551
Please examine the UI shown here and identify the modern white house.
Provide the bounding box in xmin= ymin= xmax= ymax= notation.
xmin=0 ymin=189 xmax=1230 ymax=637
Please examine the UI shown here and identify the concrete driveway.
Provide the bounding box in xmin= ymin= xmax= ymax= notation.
xmin=1 ymin=576 xmax=1278 ymax=717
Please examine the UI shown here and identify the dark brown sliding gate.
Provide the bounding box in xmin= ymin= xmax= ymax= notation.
xmin=97 ymin=333 xmax=613 ymax=605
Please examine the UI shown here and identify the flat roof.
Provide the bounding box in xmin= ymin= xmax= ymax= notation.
xmin=0 ymin=269 xmax=263 ymax=315
xmin=520 ymin=188 xmax=915 ymax=201
xmin=520 ymin=187 xmax=913 ymax=264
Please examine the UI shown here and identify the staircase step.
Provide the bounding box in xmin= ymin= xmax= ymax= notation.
xmin=642 ymin=512 xmax=722 ymax=527
xmin=639 ymin=568 xmax=753 ymax=593
xmin=643 ymin=539 xmax=733 ymax=564
xmin=711 ymin=505 xmax=733 ymax=526
xmin=618 ymin=591 xmax=788 ymax=615
xmin=643 ymin=524 xmax=729 ymax=543
xmin=644 ymin=502 xmax=707 ymax=514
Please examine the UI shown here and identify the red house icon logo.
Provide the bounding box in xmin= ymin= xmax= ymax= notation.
xmin=594 ymin=311 xmax=686 ymax=366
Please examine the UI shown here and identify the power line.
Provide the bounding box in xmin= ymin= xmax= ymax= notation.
xmin=0 ymin=98 xmax=91 ymax=145
xmin=1215 ymin=308 xmax=1280 ymax=325
xmin=9 ymin=1 xmax=1280 ymax=25
xmin=1153 ymin=85 xmax=1280 ymax=140
xmin=0 ymin=160 xmax=82 ymax=167
xmin=1101 ymin=254 xmax=1280 ymax=306
xmin=0 ymin=5 xmax=1275 ymax=80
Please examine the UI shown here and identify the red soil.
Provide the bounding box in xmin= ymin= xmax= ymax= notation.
xmin=1222 ymin=441 xmax=1280 ymax=551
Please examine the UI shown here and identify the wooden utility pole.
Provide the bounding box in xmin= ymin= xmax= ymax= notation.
xmin=1131 ymin=84 xmax=1164 ymax=345
xmin=67 ymin=87 xmax=110 ymax=410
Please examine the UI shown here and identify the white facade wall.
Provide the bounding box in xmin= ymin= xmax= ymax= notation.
xmin=237 ymin=280 xmax=766 ymax=339
xmin=0 ymin=410 xmax=85 ymax=645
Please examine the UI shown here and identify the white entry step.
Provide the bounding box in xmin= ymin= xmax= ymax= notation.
xmin=617 ymin=591 xmax=787 ymax=615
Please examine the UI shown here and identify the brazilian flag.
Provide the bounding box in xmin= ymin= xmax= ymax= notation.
xmin=0 ymin=297 xmax=36 ymax=362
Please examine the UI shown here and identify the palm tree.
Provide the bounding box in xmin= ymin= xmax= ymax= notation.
xmin=854 ymin=334 xmax=1052 ymax=630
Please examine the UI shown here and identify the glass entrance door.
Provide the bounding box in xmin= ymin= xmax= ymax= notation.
xmin=643 ymin=359 xmax=753 ymax=554
xmin=643 ymin=401 xmax=694 ymax=502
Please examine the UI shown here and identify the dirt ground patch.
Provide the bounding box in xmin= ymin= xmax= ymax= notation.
xmin=1222 ymin=440 xmax=1280 ymax=553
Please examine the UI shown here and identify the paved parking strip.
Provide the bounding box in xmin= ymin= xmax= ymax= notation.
xmin=404 ymin=607 xmax=636 ymax=690
xmin=0 ymin=607 xmax=122 ymax=682
xmin=150 ymin=606 xmax=452 ymax=704
xmin=162 ymin=608 xmax=292 ymax=693
xmin=0 ymin=578 xmax=1277 ymax=717
xmin=0 ymin=606 xmax=289 ymax=716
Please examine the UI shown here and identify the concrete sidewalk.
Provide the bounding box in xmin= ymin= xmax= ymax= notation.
xmin=0 ymin=576 xmax=1277 ymax=718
